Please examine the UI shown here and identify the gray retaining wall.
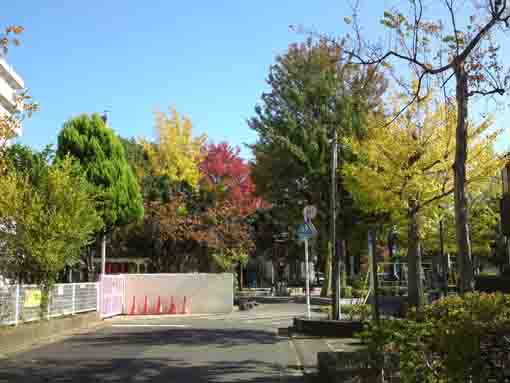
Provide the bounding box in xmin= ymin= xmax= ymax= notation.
xmin=123 ymin=273 xmax=234 ymax=315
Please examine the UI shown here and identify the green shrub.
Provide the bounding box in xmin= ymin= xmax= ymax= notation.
xmin=352 ymin=288 xmax=368 ymax=298
xmin=341 ymin=286 xmax=353 ymax=298
xmin=358 ymin=293 xmax=510 ymax=383
xmin=351 ymin=274 xmax=368 ymax=290
xmin=341 ymin=304 xmax=371 ymax=321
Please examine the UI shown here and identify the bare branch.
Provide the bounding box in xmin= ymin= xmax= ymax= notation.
xmin=440 ymin=71 xmax=455 ymax=89
xmin=412 ymin=0 xmax=423 ymax=61
xmin=457 ymin=14 xmax=500 ymax=65
xmin=383 ymin=71 xmax=427 ymax=128
xmin=467 ymin=88 xmax=505 ymax=97
xmin=444 ymin=0 xmax=461 ymax=57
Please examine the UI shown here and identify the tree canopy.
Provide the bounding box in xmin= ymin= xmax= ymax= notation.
xmin=143 ymin=107 xmax=207 ymax=190
xmin=200 ymin=142 xmax=263 ymax=216
xmin=345 ymin=92 xmax=502 ymax=307
xmin=56 ymin=113 xmax=144 ymax=229
xmin=0 ymin=156 xmax=103 ymax=285
xmin=249 ymin=38 xmax=387 ymax=294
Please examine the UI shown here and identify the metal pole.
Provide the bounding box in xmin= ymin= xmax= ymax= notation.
xmin=14 ymin=284 xmax=20 ymax=326
xmin=101 ymin=113 xmax=109 ymax=277
xmin=271 ymin=261 xmax=274 ymax=288
xmin=331 ymin=128 xmax=341 ymax=320
xmin=305 ymin=238 xmax=311 ymax=318
xmin=368 ymin=232 xmax=375 ymax=293
xmin=369 ymin=228 xmax=380 ymax=323
xmin=47 ymin=290 xmax=51 ymax=320
xmin=502 ymin=165 xmax=510 ymax=264
xmin=72 ymin=283 xmax=76 ymax=315
xmin=338 ymin=240 xmax=344 ymax=319
xmin=439 ymin=218 xmax=448 ymax=297
xmin=101 ymin=233 xmax=106 ymax=275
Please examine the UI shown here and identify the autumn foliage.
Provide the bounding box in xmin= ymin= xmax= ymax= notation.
xmin=200 ymin=142 xmax=265 ymax=216
xmin=143 ymin=107 xmax=207 ymax=189
xmin=142 ymin=197 xmax=254 ymax=272
xmin=112 ymin=117 xmax=263 ymax=272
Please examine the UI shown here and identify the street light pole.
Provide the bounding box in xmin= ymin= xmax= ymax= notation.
xmin=331 ymin=127 xmax=342 ymax=320
xmin=100 ymin=110 xmax=109 ymax=276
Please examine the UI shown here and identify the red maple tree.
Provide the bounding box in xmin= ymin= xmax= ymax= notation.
xmin=199 ymin=142 xmax=265 ymax=216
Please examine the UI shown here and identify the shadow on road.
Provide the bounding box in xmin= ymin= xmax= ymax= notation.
xmin=0 ymin=358 xmax=303 ymax=382
xmin=66 ymin=327 xmax=282 ymax=348
xmin=0 ymin=327 xmax=304 ymax=382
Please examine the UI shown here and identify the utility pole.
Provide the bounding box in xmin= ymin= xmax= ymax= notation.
xmin=331 ymin=128 xmax=342 ymax=320
xmin=501 ymin=163 xmax=510 ymax=265
xmin=100 ymin=111 xmax=109 ymax=276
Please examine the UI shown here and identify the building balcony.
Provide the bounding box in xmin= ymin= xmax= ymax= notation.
xmin=0 ymin=57 xmax=24 ymax=90
xmin=0 ymin=57 xmax=24 ymax=115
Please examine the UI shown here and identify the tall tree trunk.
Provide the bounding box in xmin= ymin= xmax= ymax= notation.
xmin=454 ymin=65 xmax=474 ymax=293
xmin=408 ymin=200 xmax=424 ymax=309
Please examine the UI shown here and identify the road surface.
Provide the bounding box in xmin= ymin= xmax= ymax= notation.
xmin=0 ymin=302 xmax=310 ymax=382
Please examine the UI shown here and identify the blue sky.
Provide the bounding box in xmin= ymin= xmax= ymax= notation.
xmin=2 ymin=1 xmax=509 ymax=159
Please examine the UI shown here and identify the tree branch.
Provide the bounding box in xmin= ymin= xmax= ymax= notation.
xmin=444 ymin=0 xmax=460 ymax=57
xmin=412 ymin=0 xmax=424 ymax=62
xmin=467 ymin=88 xmax=505 ymax=97
xmin=420 ymin=158 xmax=442 ymax=173
xmin=422 ymin=187 xmax=455 ymax=208
xmin=382 ymin=71 xmax=428 ymax=129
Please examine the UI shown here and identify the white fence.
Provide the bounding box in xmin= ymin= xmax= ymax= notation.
xmin=0 ymin=283 xmax=98 ymax=326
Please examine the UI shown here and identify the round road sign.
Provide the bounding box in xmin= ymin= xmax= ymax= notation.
xmin=303 ymin=205 xmax=317 ymax=222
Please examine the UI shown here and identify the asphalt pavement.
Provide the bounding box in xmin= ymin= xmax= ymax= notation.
xmin=0 ymin=301 xmax=317 ymax=383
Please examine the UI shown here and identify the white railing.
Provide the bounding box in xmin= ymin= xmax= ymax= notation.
xmin=0 ymin=282 xmax=98 ymax=326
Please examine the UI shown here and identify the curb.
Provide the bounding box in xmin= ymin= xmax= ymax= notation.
xmin=293 ymin=317 xmax=364 ymax=338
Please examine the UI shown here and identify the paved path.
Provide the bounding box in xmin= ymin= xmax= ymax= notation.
xmin=0 ymin=303 xmax=313 ymax=383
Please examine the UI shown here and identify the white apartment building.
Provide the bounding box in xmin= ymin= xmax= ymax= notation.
xmin=0 ymin=56 xmax=25 ymax=138
xmin=0 ymin=57 xmax=24 ymax=287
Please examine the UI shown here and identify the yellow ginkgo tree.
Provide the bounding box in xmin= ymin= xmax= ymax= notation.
xmin=143 ymin=107 xmax=207 ymax=189
xmin=344 ymin=94 xmax=502 ymax=309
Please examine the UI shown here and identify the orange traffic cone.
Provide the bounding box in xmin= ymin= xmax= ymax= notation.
xmin=143 ymin=296 xmax=149 ymax=315
xmin=155 ymin=296 xmax=163 ymax=314
xmin=168 ymin=296 xmax=177 ymax=314
xmin=129 ymin=296 xmax=137 ymax=315
xmin=182 ymin=296 xmax=191 ymax=315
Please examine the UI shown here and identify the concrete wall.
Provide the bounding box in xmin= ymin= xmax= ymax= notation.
xmin=123 ymin=273 xmax=234 ymax=315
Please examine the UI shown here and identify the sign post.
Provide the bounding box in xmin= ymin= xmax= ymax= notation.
xmin=298 ymin=205 xmax=318 ymax=319
xmin=304 ymin=238 xmax=311 ymax=318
